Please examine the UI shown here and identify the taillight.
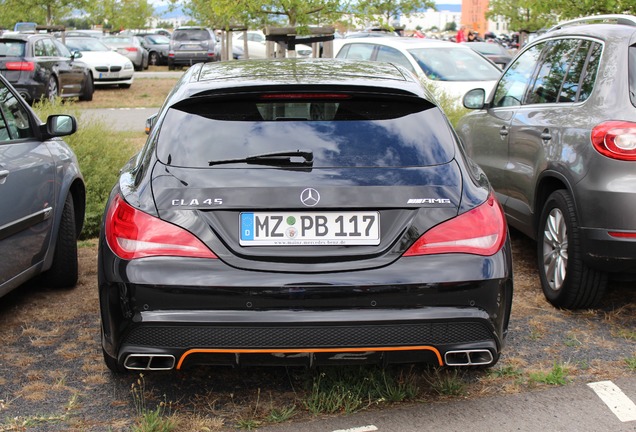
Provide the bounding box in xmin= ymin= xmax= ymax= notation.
xmin=105 ymin=194 xmax=217 ymax=260
xmin=403 ymin=192 xmax=506 ymax=257
xmin=5 ymin=61 xmax=34 ymax=71
xmin=125 ymin=47 xmax=139 ymax=52
xmin=591 ymin=121 xmax=636 ymax=161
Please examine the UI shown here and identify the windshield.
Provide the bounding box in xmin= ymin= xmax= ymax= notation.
xmin=147 ymin=35 xmax=170 ymax=44
xmin=102 ymin=37 xmax=133 ymax=46
xmin=407 ymin=47 xmax=502 ymax=81
xmin=65 ymin=38 xmax=110 ymax=52
xmin=156 ymin=96 xmax=456 ymax=168
xmin=173 ymin=30 xmax=209 ymax=41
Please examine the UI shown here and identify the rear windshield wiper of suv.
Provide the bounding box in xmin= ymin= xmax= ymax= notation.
xmin=208 ymin=150 xmax=313 ymax=167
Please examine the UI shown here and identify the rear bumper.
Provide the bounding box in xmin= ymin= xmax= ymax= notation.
xmin=168 ymin=52 xmax=217 ymax=65
xmin=117 ymin=308 xmax=501 ymax=369
xmin=580 ymin=227 xmax=636 ymax=274
xmin=99 ymin=238 xmax=513 ymax=369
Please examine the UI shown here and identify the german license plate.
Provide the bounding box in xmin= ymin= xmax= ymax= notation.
xmin=98 ymin=72 xmax=119 ymax=79
xmin=240 ymin=212 xmax=380 ymax=246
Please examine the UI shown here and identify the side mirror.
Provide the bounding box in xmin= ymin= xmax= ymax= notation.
xmin=463 ymin=88 xmax=486 ymax=110
xmin=145 ymin=113 xmax=158 ymax=135
xmin=70 ymin=50 xmax=82 ymax=60
xmin=45 ymin=115 xmax=77 ymax=137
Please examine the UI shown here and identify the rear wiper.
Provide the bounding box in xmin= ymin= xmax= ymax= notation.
xmin=208 ymin=150 xmax=313 ymax=167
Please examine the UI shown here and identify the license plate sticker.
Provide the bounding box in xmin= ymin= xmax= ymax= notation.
xmin=240 ymin=212 xmax=380 ymax=246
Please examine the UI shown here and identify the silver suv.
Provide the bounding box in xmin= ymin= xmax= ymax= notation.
xmin=168 ymin=26 xmax=217 ymax=70
xmin=456 ymin=15 xmax=636 ymax=309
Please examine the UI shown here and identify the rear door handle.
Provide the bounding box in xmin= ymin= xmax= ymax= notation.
xmin=541 ymin=129 xmax=552 ymax=141
xmin=499 ymin=126 xmax=509 ymax=137
xmin=0 ymin=169 xmax=9 ymax=184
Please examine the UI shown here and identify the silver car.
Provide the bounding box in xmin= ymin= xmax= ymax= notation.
xmin=456 ymin=14 xmax=636 ymax=309
xmin=0 ymin=74 xmax=85 ymax=298
xmin=101 ymin=35 xmax=149 ymax=71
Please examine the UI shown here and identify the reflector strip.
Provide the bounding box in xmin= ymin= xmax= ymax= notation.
xmin=609 ymin=231 xmax=636 ymax=238
xmin=177 ymin=345 xmax=443 ymax=369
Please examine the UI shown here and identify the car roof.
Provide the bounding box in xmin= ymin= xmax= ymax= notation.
xmin=166 ymin=59 xmax=431 ymax=104
xmin=537 ymin=19 xmax=636 ymax=44
xmin=339 ymin=37 xmax=474 ymax=51
xmin=0 ymin=33 xmax=53 ymax=41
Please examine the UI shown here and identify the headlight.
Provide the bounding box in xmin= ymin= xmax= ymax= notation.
xmin=124 ymin=61 xmax=133 ymax=70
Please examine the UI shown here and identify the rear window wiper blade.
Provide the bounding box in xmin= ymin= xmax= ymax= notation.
xmin=208 ymin=150 xmax=313 ymax=167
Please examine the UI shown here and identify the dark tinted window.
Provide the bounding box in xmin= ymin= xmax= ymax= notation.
xmin=173 ymin=29 xmax=210 ymax=41
xmin=0 ymin=83 xmax=34 ymax=140
xmin=0 ymin=41 xmax=25 ymax=57
xmin=579 ymin=42 xmax=601 ymax=102
xmin=156 ymin=96 xmax=455 ymax=168
xmin=376 ymin=46 xmax=416 ymax=73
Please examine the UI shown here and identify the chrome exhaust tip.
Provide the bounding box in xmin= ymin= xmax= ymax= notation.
xmin=124 ymin=354 xmax=175 ymax=371
xmin=444 ymin=349 xmax=494 ymax=366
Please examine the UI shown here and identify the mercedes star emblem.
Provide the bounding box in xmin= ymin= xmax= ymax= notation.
xmin=300 ymin=188 xmax=320 ymax=207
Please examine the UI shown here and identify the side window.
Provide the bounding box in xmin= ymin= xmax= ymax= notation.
xmin=376 ymin=46 xmax=416 ymax=74
xmin=526 ymin=39 xmax=582 ymax=104
xmin=579 ymin=42 xmax=601 ymax=102
xmin=340 ymin=43 xmax=374 ymax=61
xmin=34 ymin=39 xmax=46 ymax=57
xmin=42 ymin=38 xmax=58 ymax=56
xmin=53 ymin=39 xmax=71 ymax=57
xmin=0 ymin=83 xmax=34 ymax=140
xmin=493 ymin=43 xmax=543 ymax=107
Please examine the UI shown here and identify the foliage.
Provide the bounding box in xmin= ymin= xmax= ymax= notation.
xmin=527 ymin=362 xmax=570 ymax=386
xmin=0 ymin=0 xmax=84 ymax=27
xmin=425 ymin=368 xmax=466 ymax=396
xmin=354 ymin=0 xmax=436 ymax=27
xmin=486 ymin=0 xmax=558 ymax=33
xmin=625 ymin=356 xmax=636 ymax=371
xmin=131 ymin=374 xmax=176 ymax=432
xmin=83 ymin=0 xmax=154 ymax=32
xmin=32 ymin=99 xmax=139 ymax=239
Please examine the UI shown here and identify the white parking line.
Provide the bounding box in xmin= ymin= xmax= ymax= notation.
xmin=332 ymin=426 xmax=378 ymax=432
xmin=588 ymin=380 xmax=636 ymax=422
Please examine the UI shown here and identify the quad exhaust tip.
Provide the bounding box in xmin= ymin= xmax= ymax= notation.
xmin=444 ymin=349 xmax=494 ymax=366
xmin=124 ymin=354 xmax=176 ymax=371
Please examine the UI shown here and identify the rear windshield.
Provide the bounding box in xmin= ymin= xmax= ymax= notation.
xmin=0 ymin=41 xmax=26 ymax=57
xmin=156 ymin=95 xmax=456 ymax=168
xmin=173 ymin=30 xmax=210 ymax=41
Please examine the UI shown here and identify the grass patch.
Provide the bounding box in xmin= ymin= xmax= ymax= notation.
xmin=625 ymin=356 xmax=636 ymax=371
xmin=87 ymin=77 xmax=179 ymax=108
xmin=33 ymin=99 xmax=142 ymax=238
xmin=425 ymin=368 xmax=466 ymax=396
xmin=131 ymin=374 xmax=176 ymax=432
xmin=528 ymin=362 xmax=570 ymax=386
xmin=303 ymin=366 xmax=418 ymax=415
xmin=488 ymin=364 xmax=523 ymax=379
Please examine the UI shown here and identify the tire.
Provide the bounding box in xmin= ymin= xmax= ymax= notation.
xmin=168 ymin=60 xmax=175 ymax=71
xmin=44 ymin=193 xmax=78 ymax=288
xmin=537 ymin=190 xmax=607 ymax=309
xmin=149 ymin=51 xmax=159 ymax=66
xmin=78 ymin=74 xmax=94 ymax=101
xmin=46 ymin=76 xmax=59 ymax=102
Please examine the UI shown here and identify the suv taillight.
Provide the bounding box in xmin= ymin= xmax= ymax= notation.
xmin=403 ymin=192 xmax=507 ymax=257
xmin=5 ymin=61 xmax=34 ymax=71
xmin=105 ymin=194 xmax=217 ymax=260
xmin=591 ymin=121 xmax=636 ymax=161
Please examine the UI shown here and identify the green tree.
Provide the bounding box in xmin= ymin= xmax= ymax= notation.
xmin=84 ymin=0 xmax=154 ymax=31
xmin=0 ymin=0 xmax=86 ymax=27
xmin=549 ymin=0 xmax=635 ymax=19
xmin=354 ymin=0 xmax=435 ymax=27
xmin=487 ymin=0 xmax=557 ymax=33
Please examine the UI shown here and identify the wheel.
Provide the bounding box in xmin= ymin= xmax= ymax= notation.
xmin=168 ymin=60 xmax=175 ymax=71
xmin=119 ymin=83 xmax=131 ymax=89
xmin=44 ymin=193 xmax=78 ymax=288
xmin=149 ymin=51 xmax=159 ymax=66
xmin=143 ymin=53 xmax=149 ymax=70
xmin=46 ymin=76 xmax=59 ymax=102
xmin=537 ymin=190 xmax=607 ymax=309
xmin=78 ymin=73 xmax=94 ymax=101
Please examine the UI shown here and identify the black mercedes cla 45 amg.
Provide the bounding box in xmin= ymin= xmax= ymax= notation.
xmin=98 ymin=59 xmax=513 ymax=373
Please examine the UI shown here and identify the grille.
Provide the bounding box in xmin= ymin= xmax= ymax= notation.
xmin=110 ymin=66 xmax=122 ymax=72
xmin=123 ymin=322 xmax=493 ymax=349
xmin=95 ymin=66 xmax=108 ymax=72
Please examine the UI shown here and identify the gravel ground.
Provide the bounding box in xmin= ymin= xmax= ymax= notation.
xmin=0 ymin=232 xmax=634 ymax=431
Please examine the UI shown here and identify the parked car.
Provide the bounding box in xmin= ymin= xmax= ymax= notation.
xmin=0 ymin=33 xmax=94 ymax=103
xmin=461 ymin=41 xmax=513 ymax=69
xmin=101 ymin=35 xmax=148 ymax=71
xmin=137 ymin=34 xmax=170 ymax=66
xmin=335 ymin=38 xmax=502 ymax=104
xmin=98 ymin=58 xmax=512 ymax=373
xmin=168 ymin=26 xmax=218 ymax=70
xmin=64 ymin=36 xmax=134 ymax=88
xmin=456 ymin=14 xmax=636 ymax=309
xmin=232 ymin=30 xmax=312 ymax=59
xmin=0 ymin=73 xmax=85 ymax=298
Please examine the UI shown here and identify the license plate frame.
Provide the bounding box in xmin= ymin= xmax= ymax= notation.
xmin=239 ymin=211 xmax=380 ymax=246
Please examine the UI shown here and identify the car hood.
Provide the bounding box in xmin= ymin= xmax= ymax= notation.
xmin=77 ymin=50 xmax=131 ymax=66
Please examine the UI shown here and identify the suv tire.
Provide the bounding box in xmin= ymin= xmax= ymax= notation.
xmin=537 ymin=190 xmax=607 ymax=309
